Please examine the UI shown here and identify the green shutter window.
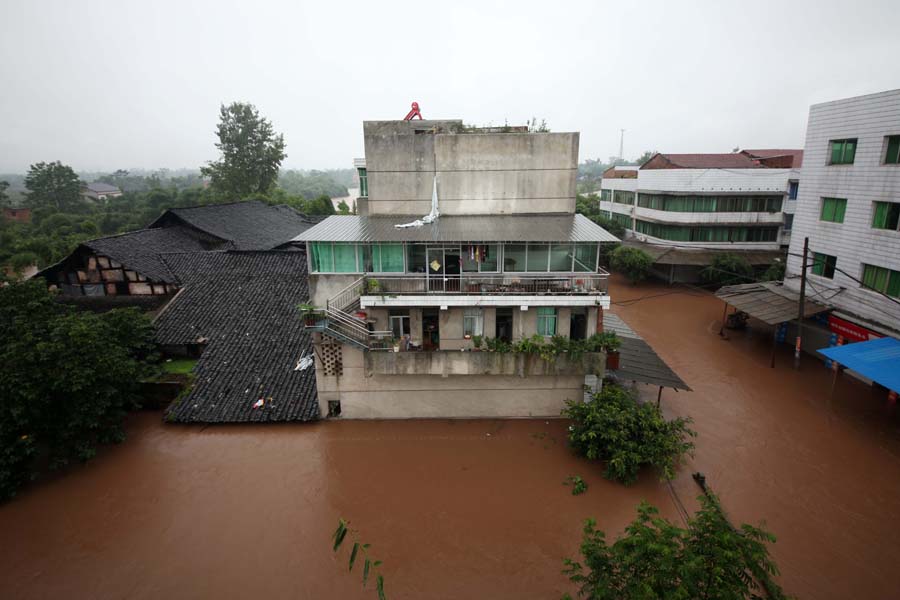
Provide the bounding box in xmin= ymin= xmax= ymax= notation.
xmin=311 ymin=242 xmax=333 ymax=272
xmin=829 ymin=139 xmax=857 ymax=165
xmin=886 ymin=136 xmax=900 ymax=164
xmin=536 ymin=307 xmax=557 ymax=336
xmin=821 ymin=198 xmax=847 ymax=223
xmin=333 ymin=243 xmax=358 ymax=272
xmin=887 ymin=270 xmax=900 ymax=298
xmin=872 ymin=201 xmax=900 ymax=230
xmin=358 ymin=168 xmax=368 ymax=197
xmin=862 ymin=264 xmax=889 ymax=292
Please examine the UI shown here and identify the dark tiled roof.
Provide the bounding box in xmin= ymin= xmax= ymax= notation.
xmin=83 ymin=226 xmax=228 ymax=283
xmin=150 ymin=201 xmax=318 ymax=250
xmin=643 ymin=153 xmax=762 ymax=169
xmin=156 ymin=251 xmax=318 ymax=423
xmin=85 ymin=182 xmax=121 ymax=193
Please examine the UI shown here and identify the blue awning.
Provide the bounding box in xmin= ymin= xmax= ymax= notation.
xmin=818 ymin=337 xmax=900 ymax=393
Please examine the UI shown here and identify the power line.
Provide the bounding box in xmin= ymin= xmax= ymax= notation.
xmin=785 ymin=251 xmax=900 ymax=309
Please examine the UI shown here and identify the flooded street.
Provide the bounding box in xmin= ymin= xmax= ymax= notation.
xmin=2 ymin=275 xmax=900 ymax=599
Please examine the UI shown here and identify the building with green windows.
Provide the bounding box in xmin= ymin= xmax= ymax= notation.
xmin=295 ymin=118 xmax=619 ymax=419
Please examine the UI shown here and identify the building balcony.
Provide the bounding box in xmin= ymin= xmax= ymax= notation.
xmin=360 ymin=273 xmax=610 ymax=309
xmin=364 ymin=349 xmax=605 ymax=377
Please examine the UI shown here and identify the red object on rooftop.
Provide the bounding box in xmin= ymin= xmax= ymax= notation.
xmin=404 ymin=102 xmax=423 ymax=121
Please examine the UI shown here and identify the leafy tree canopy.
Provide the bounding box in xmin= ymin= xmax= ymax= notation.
xmin=25 ymin=161 xmax=85 ymax=212
xmin=609 ymin=246 xmax=653 ymax=284
xmin=564 ymin=493 xmax=791 ymax=600
xmin=700 ymin=253 xmax=755 ymax=287
xmin=201 ymin=102 xmax=287 ymax=198
xmin=0 ymin=281 xmax=157 ymax=499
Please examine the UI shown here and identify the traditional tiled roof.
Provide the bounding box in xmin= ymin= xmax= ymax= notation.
xmin=741 ymin=149 xmax=804 ymax=168
xmin=150 ymin=201 xmax=319 ymax=250
xmin=85 ymin=182 xmax=121 ymax=194
xmin=642 ymin=150 xmax=803 ymax=170
xmin=156 ymin=251 xmax=318 ymax=423
xmin=82 ymin=226 xmax=228 ymax=283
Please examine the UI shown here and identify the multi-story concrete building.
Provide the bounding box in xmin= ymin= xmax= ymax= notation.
xmin=784 ymin=89 xmax=900 ymax=339
xmin=599 ymin=150 xmax=801 ymax=282
xmin=295 ymin=119 xmax=618 ymax=419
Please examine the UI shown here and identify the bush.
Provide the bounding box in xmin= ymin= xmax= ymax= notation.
xmin=700 ymin=253 xmax=755 ymax=286
xmin=0 ymin=281 xmax=157 ymax=499
xmin=762 ymin=259 xmax=786 ymax=282
xmin=609 ymin=246 xmax=653 ymax=283
xmin=563 ymin=384 xmax=695 ymax=484
xmin=563 ymin=493 xmax=790 ymax=599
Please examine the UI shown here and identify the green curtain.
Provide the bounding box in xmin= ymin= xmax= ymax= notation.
xmin=536 ymin=307 xmax=557 ymax=336
xmin=887 ymin=271 xmax=900 ymax=298
xmin=379 ymin=244 xmax=404 ymax=272
xmin=862 ymin=264 xmax=888 ymax=292
xmin=887 ymin=136 xmax=900 ymax=164
xmin=311 ymin=242 xmax=333 ymax=272
xmin=333 ymin=244 xmax=358 ymax=272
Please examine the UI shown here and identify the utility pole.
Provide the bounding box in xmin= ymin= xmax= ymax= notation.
xmin=795 ymin=236 xmax=809 ymax=370
xmin=618 ymin=129 xmax=625 ymax=161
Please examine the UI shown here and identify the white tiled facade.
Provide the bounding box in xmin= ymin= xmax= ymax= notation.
xmin=784 ymin=89 xmax=900 ymax=335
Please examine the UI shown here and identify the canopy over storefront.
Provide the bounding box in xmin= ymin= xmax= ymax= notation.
xmin=715 ymin=281 xmax=830 ymax=325
xmin=818 ymin=337 xmax=900 ymax=393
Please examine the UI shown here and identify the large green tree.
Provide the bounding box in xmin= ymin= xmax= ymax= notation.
xmin=24 ymin=161 xmax=84 ymax=211
xmin=564 ymin=494 xmax=790 ymax=599
xmin=201 ymin=102 xmax=286 ymax=198
xmin=0 ymin=180 xmax=9 ymax=207
xmin=0 ymin=281 xmax=157 ymax=499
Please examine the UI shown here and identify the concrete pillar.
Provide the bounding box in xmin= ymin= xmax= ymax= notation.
xmin=410 ymin=308 xmax=423 ymax=344
xmin=483 ymin=307 xmax=496 ymax=340
xmin=587 ymin=307 xmax=599 ymax=335
xmin=557 ymin=307 xmax=571 ymax=337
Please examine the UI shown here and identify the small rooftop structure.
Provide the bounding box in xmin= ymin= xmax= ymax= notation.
xmin=293 ymin=214 xmax=619 ymax=244
xmin=715 ymin=281 xmax=831 ymax=325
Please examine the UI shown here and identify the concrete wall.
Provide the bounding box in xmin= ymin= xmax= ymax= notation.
xmin=314 ymin=344 xmax=598 ymax=419
xmin=783 ymin=89 xmax=900 ymax=335
xmin=308 ymin=273 xmax=361 ymax=307
xmin=363 ymin=120 xmax=579 ymax=216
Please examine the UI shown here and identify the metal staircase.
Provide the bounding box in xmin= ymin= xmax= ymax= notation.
xmin=309 ymin=277 xmax=390 ymax=350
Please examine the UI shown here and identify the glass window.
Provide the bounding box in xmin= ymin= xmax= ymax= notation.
xmin=504 ymin=244 xmax=527 ymax=272
xmin=389 ymin=310 xmax=410 ymax=339
xmin=407 ymin=244 xmax=427 ymax=273
xmin=872 ymin=201 xmax=900 ymax=231
xmin=461 ymin=244 xmax=499 ymax=272
xmin=829 ymin=139 xmax=857 ymax=165
xmin=480 ymin=244 xmax=498 ymax=272
xmin=549 ymin=244 xmax=573 ymax=271
xmin=333 ymin=243 xmax=358 ymax=272
xmin=310 ymin=242 xmax=334 ymax=272
xmin=358 ymin=167 xmax=368 ymax=197
xmin=861 ymin=264 xmax=900 ymax=297
xmin=463 ymin=308 xmax=483 ymax=337
xmin=886 ymin=136 xmax=900 ymax=165
xmin=573 ymin=244 xmax=598 ymax=272
xmin=526 ymin=244 xmax=549 ymax=272
xmin=379 ymin=243 xmax=404 ymax=272
xmin=784 ymin=214 xmax=794 ymax=231
xmin=536 ymin=307 xmax=557 ymax=336
xmin=820 ymin=198 xmax=847 ymax=223
xmin=811 ymin=252 xmax=837 ymax=279
xmin=788 ymin=181 xmax=799 ymax=200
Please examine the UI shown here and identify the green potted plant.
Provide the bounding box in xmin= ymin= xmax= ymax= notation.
xmin=392 ymin=337 xmax=401 ymax=353
xmin=599 ymin=331 xmax=621 ymax=370
xmin=472 ymin=335 xmax=483 ymax=351
xmin=298 ymin=303 xmax=323 ymax=327
xmin=366 ymin=277 xmax=381 ymax=294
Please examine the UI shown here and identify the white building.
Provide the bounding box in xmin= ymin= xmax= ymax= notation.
xmin=599 ymin=151 xmax=801 ymax=282
xmin=784 ymin=89 xmax=900 ymax=338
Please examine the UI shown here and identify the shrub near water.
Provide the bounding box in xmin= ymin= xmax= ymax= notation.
xmin=563 ymin=384 xmax=695 ymax=484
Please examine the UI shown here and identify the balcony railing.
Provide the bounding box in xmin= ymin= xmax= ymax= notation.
xmin=363 ymin=272 xmax=609 ymax=296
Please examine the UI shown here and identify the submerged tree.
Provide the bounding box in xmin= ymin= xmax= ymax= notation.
xmin=609 ymin=245 xmax=653 ymax=284
xmin=201 ymin=102 xmax=287 ymax=198
xmin=563 ymin=494 xmax=791 ymax=599
xmin=700 ymin=253 xmax=755 ymax=287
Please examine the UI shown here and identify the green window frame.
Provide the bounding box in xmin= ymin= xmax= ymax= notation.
xmin=333 ymin=243 xmax=359 ymax=273
xmin=463 ymin=308 xmax=483 ymax=337
xmin=811 ymin=252 xmax=837 ymax=279
xmin=829 ymin=139 xmax=857 ymax=165
xmin=861 ymin=264 xmax=900 ymax=297
xmin=310 ymin=242 xmax=334 ymax=272
xmin=820 ymin=197 xmax=847 ymax=223
xmin=536 ymin=307 xmax=557 ymax=336
xmin=884 ymin=136 xmax=900 ymax=165
xmin=872 ymin=201 xmax=900 ymax=231
xmin=358 ymin=168 xmax=368 ymax=197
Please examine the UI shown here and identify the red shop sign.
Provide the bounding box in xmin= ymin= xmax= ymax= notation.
xmin=827 ymin=315 xmax=883 ymax=343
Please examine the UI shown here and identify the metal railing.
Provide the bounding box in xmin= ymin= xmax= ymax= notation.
xmin=362 ymin=272 xmax=609 ymax=296
xmin=326 ymin=276 xmax=366 ymax=313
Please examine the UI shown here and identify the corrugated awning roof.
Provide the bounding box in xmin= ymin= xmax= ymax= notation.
xmin=715 ymin=281 xmax=831 ymax=325
xmin=623 ymin=240 xmax=785 ymax=266
xmin=604 ymin=312 xmax=691 ymax=391
xmin=819 ymin=337 xmax=900 ymax=393
xmin=292 ymin=214 xmax=620 ymax=244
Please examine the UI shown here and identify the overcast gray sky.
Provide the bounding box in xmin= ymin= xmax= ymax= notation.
xmin=2 ymin=0 xmax=899 ymax=172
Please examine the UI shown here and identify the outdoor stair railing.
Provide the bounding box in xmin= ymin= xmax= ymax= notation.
xmin=310 ymin=277 xmax=391 ymax=350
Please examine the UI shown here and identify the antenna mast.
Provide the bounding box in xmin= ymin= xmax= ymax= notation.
xmin=618 ymin=129 xmax=625 ymax=161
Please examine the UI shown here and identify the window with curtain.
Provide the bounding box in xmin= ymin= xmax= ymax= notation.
xmin=379 ymin=243 xmax=404 ymax=272
xmin=886 ymin=136 xmax=900 ymax=164
xmin=788 ymin=181 xmax=799 ymax=200
xmin=536 ymin=307 xmax=557 ymax=336
xmin=784 ymin=214 xmax=794 ymax=231
xmin=820 ymin=197 xmax=847 ymax=223
xmin=358 ymin=168 xmax=368 ymax=197
xmin=333 ymin=243 xmax=358 ymax=272
xmin=549 ymin=244 xmax=573 ymax=271
xmin=828 ymin=139 xmax=857 ymax=165
xmin=526 ymin=244 xmax=550 ymax=272
xmin=861 ymin=264 xmax=900 ymax=297
xmin=310 ymin=242 xmax=334 ymax=272
xmin=811 ymin=252 xmax=837 ymax=279
xmin=872 ymin=201 xmax=900 ymax=231
xmin=461 ymin=245 xmax=498 ymax=272
xmin=463 ymin=308 xmax=483 ymax=337
xmin=504 ymin=244 xmax=527 ymax=272
xmin=573 ymin=244 xmax=598 ymax=272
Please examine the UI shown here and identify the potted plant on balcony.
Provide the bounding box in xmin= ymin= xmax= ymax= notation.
xmin=298 ymin=303 xmax=324 ymax=327
xmin=392 ymin=337 xmax=401 ymax=353
xmin=596 ymin=331 xmax=622 ymax=370
xmin=472 ymin=335 xmax=483 ymax=351
xmin=366 ymin=278 xmax=381 ymax=294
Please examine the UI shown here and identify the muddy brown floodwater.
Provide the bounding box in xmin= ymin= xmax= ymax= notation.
xmin=2 ymin=275 xmax=900 ymax=599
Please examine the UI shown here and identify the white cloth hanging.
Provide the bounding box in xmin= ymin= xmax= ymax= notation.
xmin=395 ymin=175 xmax=440 ymax=228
